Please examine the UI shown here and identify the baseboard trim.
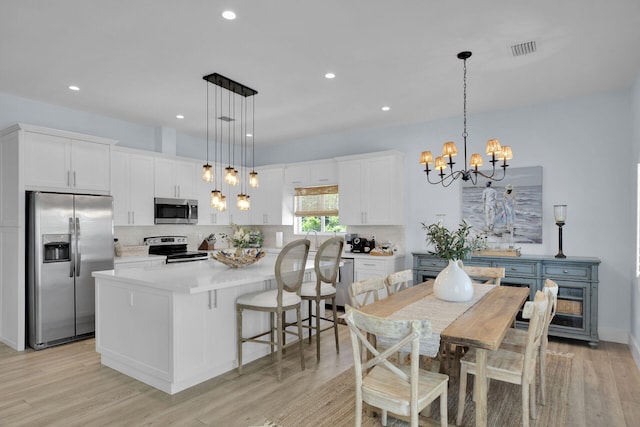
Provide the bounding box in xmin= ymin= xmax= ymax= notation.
xmin=598 ymin=326 xmax=629 ymax=344
xmin=629 ymin=333 xmax=640 ymax=371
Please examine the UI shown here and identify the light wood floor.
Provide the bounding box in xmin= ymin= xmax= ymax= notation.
xmin=1 ymin=327 xmax=639 ymax=427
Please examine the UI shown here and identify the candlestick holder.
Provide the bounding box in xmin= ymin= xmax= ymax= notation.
xmin=554 ymin=205 xmax=567 ymax=258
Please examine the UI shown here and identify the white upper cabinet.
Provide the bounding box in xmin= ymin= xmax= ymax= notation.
xmin=154 ymin=157 xmax=197 ymax=199
xmin=24 ymin=130 xmax=112 ymax=193
xmin=249 ymin=166 xmax=293 ymax=225
xmin=284 ymin=160 xmax=337 ymax=188
xmin=111 ymin=148 xmax=155 ymax=226
xmin=337 ymin=151 xmax=404 ymax=225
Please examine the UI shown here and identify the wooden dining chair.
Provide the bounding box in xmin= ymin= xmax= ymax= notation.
xmin=384 ymin=269 xmax=413 ymax=295
xmin=462 ymin=265 xmax=505 ymax=285
xmin=456 ymin=291 xmax=549 ymax=427
xmin=345 ymin=305 xmax=449 ymax=427
xmin=500 ymin=279 xmax=559 ymax=405
xmin=298 ymin=236 xmax=344 ymax=362
xmin=349 ymin=277 xmax=387 ymax=309
xmin=236 ymin=239 xmax=310 ymax=381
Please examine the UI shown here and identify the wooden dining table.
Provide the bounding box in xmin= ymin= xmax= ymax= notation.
xmin=358 ymin=280 xmax=529 ymax=427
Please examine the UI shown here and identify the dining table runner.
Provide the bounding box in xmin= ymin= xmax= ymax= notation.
xmin=377 ymin=283 xmax=496 ymax=357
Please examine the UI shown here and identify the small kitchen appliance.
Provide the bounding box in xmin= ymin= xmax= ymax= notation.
xmin=145 ymin=236 xmax=209 ymax=263
xmin=350 ymin=237 xmax=374 ymax=253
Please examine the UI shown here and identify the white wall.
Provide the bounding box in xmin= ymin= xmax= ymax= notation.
xmin=257 ymin=90 xmax=635 ymax=344
xmin=1 ymin=88 xmax=636 ymax=345
xmin=630 ymin=71 xmax=640 ymax=365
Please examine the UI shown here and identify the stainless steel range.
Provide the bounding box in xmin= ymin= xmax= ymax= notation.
xmin=144 ymin=236 xmax=209 ymax=263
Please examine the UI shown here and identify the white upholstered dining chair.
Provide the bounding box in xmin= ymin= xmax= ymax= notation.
xmin=235 ymin=239 xmax=310 ymax=381
xmin=298 ymin=236 xmax=344 ymax=362
xmin=345 ymin=305 xmax=449 ymax=427
xmin=456 ymin=291 xmax=549 ymax=427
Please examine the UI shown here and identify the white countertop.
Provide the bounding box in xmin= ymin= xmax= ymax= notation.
xmin=262 ymin=246 xmax=403 ymax=259
xmin=94 ymin=253 xmax=313 ymax=294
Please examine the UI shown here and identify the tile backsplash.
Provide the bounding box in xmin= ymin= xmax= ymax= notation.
xmin=115 ymin=224 xmax=406 ymax=254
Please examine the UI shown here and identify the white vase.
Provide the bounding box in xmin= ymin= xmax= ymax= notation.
xmin=433 ymin=259 xmax=474 ymax=302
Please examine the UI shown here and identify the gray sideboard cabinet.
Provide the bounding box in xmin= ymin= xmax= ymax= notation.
xmin=412 ymin=252 xmax=600 ymax=347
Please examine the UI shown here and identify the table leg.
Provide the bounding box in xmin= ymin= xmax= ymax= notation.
xmin=474 ymin=348 xmax=488 ymax=427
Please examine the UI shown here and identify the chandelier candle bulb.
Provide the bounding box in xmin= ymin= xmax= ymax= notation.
xmin=443 ymin=141 xmax=458 ymax=158
xmin=470 ymin=153 xmax=483 ymax=168
xmin=420 ymin=151 xmax=433 ymax=165
xmin=435 ymin=156 xmax=447 ymax=172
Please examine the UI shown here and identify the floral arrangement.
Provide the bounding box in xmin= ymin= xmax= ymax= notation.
xmin=229 ymin=224 xmax=263 ymax=248
xmin=422 ymin=220 xmax=486 ymax=260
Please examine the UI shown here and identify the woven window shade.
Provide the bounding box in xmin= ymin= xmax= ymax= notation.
xmin=294 ymin=185 xmax=339 ymax=217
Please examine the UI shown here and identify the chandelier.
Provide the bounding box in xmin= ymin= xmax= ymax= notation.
xmin=203 ymin=73 xmax=258 ymax=211
xmin=419 ymin=51 xmax=513 ymax=187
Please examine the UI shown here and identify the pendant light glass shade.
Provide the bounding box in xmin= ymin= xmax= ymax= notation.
xmin=218 ymin=195 xmax=227 ymax=212
xmin=249 ymin=171 xmax=259 ymax=188
xmin=210 ymin=189 xmax=222 ymax=208
xmin=237 ymin=193 xmax=250 ymax=211
xmin=202 ymin=164 xmax=213 ymax=183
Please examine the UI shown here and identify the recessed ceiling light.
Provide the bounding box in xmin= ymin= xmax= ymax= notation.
xmin=68 ymin=85 xmax=80 ymax=91
xmin=246 ymin=133 xmax=253 ymax=137
xmin=176 ymin=114 xmax=185 ymax=119
xmin=325 ymin=73 xmax=336 ymax=79
xmin=222 ymin=10 xmax=236 ymax=20
xmin=381 ymin=106 xmax=390 ymax=111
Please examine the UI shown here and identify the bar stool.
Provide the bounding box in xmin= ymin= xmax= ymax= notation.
xmin=299 ymin=236 xmax=344 ymax=362
xmin=236 ymin=239 xmax=310 ymax=381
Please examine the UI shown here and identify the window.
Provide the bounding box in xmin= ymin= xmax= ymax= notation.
xmin=294 ymin=185 xmax=346 ymax=234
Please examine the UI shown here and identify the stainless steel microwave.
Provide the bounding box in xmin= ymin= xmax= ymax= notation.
xmin=154 ymin=198 xmax=198 ymax=224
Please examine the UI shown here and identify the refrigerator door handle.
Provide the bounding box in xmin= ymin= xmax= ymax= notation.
xmin=69 ymin=217 xmax=75 ymax=277
xmin=75 ymin=217 xmax=81 ymax=277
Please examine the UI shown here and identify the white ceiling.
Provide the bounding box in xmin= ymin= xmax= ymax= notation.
xmin=2 ymin=0 xmax=640 ymax=147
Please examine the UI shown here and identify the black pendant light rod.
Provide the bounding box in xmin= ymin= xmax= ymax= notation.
xmin=203 ymin=73 xmax=257 ymax=97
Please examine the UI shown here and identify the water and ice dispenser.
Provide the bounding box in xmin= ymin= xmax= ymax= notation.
xmin=42 ymin=234 xmax=70 ymax=263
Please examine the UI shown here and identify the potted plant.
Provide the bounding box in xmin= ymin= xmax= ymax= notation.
xmin=421 ymin=220 xmax=486 ymax=302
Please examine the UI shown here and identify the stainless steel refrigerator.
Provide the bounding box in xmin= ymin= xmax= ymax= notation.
xmin=27 ymin=191 xmax=114 ymax=350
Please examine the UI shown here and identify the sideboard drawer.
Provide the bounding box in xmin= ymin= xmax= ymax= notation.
xmin=544 ymin=265 xmax=591 ymax=281
xmin=494 ymin=261 xmax=538 ymax=277
xmin=415 ymin=257 xmax=448 ymax=269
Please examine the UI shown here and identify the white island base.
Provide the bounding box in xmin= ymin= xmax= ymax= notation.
xmin=93 ymin=255 xmax=314 ymax=395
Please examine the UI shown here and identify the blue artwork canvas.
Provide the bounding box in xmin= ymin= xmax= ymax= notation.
xmin=462 ymin=166 xmax=543 ymax=245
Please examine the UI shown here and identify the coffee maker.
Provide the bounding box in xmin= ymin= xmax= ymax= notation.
xmin=345 ymin=233 xmax=357 ymax=252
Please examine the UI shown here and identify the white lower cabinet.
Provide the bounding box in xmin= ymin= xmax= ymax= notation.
xmin=95 ymin=279 xmax=275 ymax=394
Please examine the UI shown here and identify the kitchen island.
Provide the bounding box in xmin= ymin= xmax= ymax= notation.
xmin=92 ymin=253 xmax=314 ymax=394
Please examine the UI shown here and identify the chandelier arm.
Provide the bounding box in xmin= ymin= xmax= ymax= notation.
xmin=424 ymin=169 xmax=466 ymax=186
xmin=474 ymin=165 xmax=507 ymax=182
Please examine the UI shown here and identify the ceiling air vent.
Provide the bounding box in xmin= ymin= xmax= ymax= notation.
xmin=511 ymin=41 xmax=536 ymax=57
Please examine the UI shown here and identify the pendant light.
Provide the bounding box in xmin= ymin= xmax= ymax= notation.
xmin=419 ymin=51 xmax=514 ymax=187
xmin=203 ymin=72 xmax=258 ymax=210
xmin=202 ymin=82 xmax=213 ymax=183
xmin=209 ymin=83 xmax=223 ymax=209
xmin=249 ymin=96 xmax=259 ymax=188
